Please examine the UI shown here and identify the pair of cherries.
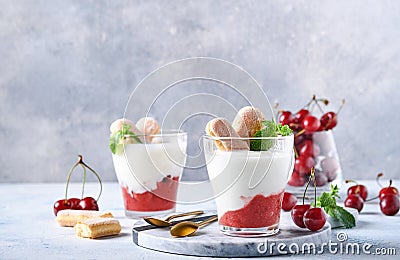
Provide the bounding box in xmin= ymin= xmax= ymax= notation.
xmin=53 ymin=155 xmax=102 ymax=216
xmin=283 ymin=170 xmax=326 ymax=231
xmin=53 ymin=197 xmax=99 ymax=215
xmin=344 ymin=174 xmax=399 ymax=216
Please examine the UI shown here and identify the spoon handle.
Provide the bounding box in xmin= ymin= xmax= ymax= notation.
xmin=198 ymin=215 xmax=218 ymax=227
xmin=165 ymin=210 xmax=204 ymax=222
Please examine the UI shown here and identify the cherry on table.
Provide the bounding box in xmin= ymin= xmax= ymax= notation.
xmin=346 ymin=180 xmax=368 ymax=201
xmin=380 ymin=194 xmax=400 ymax=216
xmin=282 ymin=192 xmax=298 ymax=211
xmin=54 ymin=199 xmax=71 ymax=216
xmin=379 ymin=179 xmax=399 ymax=200
xmin=291 ymin=204 xmax=311 ymax=228
xmin=303 ymin=208 xmax=326 ymax=231
xmin=344 ymin=194 xmax=364 ymax=212
xmin=79 ymin=197 xmax=99 ymax=211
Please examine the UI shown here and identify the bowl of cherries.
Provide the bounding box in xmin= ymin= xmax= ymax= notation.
xmin=53 ymin=155 xmax=103 ymax=216
xmin=278 ymin=95 xmax=345 ymax=190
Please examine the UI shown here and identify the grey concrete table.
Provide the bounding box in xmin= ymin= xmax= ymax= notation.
xmin=0 ymin=180 xmax=398 ymax=259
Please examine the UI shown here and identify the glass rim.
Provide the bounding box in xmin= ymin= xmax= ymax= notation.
xmin=203 ymin=134 xmax=293 ymax=141
xmin=124 ymin=129 xmax=187 ymax=138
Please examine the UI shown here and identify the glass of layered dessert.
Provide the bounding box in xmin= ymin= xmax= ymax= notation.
xmin=109 ymin=118 xmax=187 ymax=218
xmin=203 ymin=107 xmax=294 ymax=237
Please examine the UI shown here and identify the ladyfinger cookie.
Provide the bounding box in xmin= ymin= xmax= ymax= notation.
xmin=56 ymin=209 xmax=114 ymax=227
xmin=232 ymin=106 xmax=265 ymax=138
xmin=136 ymin=117 xmax=160 ymax=142
xmin=74 ymin=218 xmax=121 ymax=239
xmin=206 ymin=118 xmax=249 ymax=151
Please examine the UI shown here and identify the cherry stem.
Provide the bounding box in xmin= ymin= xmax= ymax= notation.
xmin=293 ymin=146 xmax=299 ymax=158
xmin=336 ymin=99 xmax=345 ymax=116
xmin=303 ymin=171 xmax=313 ymax=205
xmin=64 ymin=161 xmax=79 ymax=201
xmin=313 ymin=99 xmax=325 ymax=114
xmin=79 ymin=156 xmax=103 ymax=202
xmin=303 ymin=94 xmax=316 ymax=110
xmin=376 ymin=173 xmax=384 ymax=188
xmin=311 ymin=168 xmax=316 ymax=207
xmin=365 ymin=195 xmax=379 ymax=202
xmin=295 ymin=129 xmax=305 ymax=137
xmin=81 ymin=164 xmax=87 ymax=199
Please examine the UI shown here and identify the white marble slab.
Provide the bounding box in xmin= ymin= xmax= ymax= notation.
xmin=133 ymin=211 xmax=331 ymax=257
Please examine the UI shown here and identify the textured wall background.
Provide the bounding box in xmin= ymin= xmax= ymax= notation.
xmin=1 ymin=0 xmax=399 ymax=182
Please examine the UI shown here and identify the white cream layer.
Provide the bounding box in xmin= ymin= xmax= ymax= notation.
xmin=112 ymin=142 xmax=186 ymax=194
xmin=205 ymin=150 xmax=293 ymax=216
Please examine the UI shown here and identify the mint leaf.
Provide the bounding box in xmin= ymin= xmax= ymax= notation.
xmin=109 ymin=123 xmax=142 ymax=154
xmin=276 ymin=123 xmax=293 ymax=136
xmin=315 ymin=184 xmax=356 ymax=228
xmin=250 ymin=120 xmax=277 ymax=151
xmin=332 ymin=206 xmax=356 ymax=228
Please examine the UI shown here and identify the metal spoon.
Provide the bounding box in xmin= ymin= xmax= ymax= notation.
xmin=143 ymin=210 xmax=204 ymax=227
xmin=170 ymin=215 xmax=218 ymax=237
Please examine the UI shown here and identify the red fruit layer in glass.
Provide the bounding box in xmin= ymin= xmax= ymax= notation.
xmin=121 ymin=176 xmax=179 ymax=212
xmin=219 ymin=191 xmax=284 ymax=228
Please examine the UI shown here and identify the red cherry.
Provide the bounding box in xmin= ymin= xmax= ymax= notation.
xmin=78 ymin=197 xmax=99 ymax=211
xmin=302 ymin=115 xmax=321 ymax=133
xmin=53 ymin=199 xmax=71 ymax=216
xmin=320 ymin=112 xmax=337 ymax=130
xmin=279 ymin=111 xmax=293 ymax=126
xmin=67 ymin=198 xmax=82 ymax=210
xmin=294 ymin=155 xmax=315 ymax=176
xmin=293 ymin=109 xmax=310 ymax=124
xmin=344 ymin=194 xmax=364 ymax=212
xmin=380 ymin=194 xmax=400 ymax=216
xmin=303 ymin=207 xmax=326 ymax=231
xmin=288 ymin=171 xmax=306 ymax=186
xmin=346 ymin=180 xmax=368 ymax=201
xmin=282 ymin=192 xmax=298 ymax=211
xmin=379 ymin=179 xmax=399 ymax=200
xmin=291 ymin=204 xmax=311 ymax=228
xmin=299 ymin=140 xmax=321 ymax=158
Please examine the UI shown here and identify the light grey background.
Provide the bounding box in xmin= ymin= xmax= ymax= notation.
xmin=1 ymin=0 xmax=399 ymax=182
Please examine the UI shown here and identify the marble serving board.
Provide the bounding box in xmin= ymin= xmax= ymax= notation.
xmin=132 ymin=211 xmax=331 ymax=257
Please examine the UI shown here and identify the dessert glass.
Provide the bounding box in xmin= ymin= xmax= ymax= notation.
xmin=112 ymin=130 xmax=187 ymax=218
xmin=203 ymin=134 xmax=294 ymax=237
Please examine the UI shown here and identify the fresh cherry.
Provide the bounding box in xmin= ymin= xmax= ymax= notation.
xmin=346 ymin=180 xmax=368 ymax=201
xmin=380 ymin=194 xmax=400 ymax=216
xmin=279 ymin=111 xmax=293 ymax=126
xmin=344 ymin=194 xmax=364 ymax=212
xmin=78 ymin=197 xmax=99 ymax=211
xmin=299 ymin=140 xmax=320 ymax=158
xmin=302 ymin=115 xmax=321 ymax=133
xmin=54 ymin=199 xmax=71 ymax=216
xmin=288 ymin=171 xmax=306 ymax=186
xmin=321 ymin=157 xmax=340 ymax=181
xmin=294 ymin=155 xmax=315 ymax=176
xmin=320 ymin=112 xmax=337 ymax=130
xmin=291 ymin=204 xmax=311 ymax=228
xmin=67 ymin=198 xmax=82 ymax=210
xmin=282 ymin=192 xmax=298 ymax=211
xmin=293 ymin=109 xmax=310 ymax=124
xmin=378 ymin=178 xmax=399 ymax=200
xmin=304 ymin=208 xmax=326 ymax=231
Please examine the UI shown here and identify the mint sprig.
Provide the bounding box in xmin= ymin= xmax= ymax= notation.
xmin=109 ymin=123 xmax=142 ymax=154
xmin=314 ymin=184 xmax=356 ymax=228
xmin=250 ymin=120 xmax=293 ymax=151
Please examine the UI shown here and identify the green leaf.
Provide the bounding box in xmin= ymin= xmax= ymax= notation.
xmin=276 ymin=123 xmax=293 ymax=136
xmin=332 ymin=206 xmax=356 ymax=228
xmin=109 ymin=123 xmax=142 ymax=154
xmin=250 ymin=120 xmax=277 ymax=151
